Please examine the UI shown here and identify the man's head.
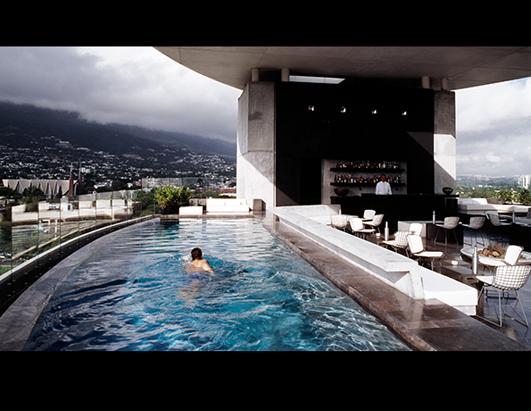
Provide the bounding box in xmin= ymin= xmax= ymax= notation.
xmin=380 ymin=175 xmax=386 ymax=182
xmin=191 ymin=247 xmax=202 ymax=260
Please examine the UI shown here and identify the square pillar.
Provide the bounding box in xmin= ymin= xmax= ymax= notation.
xmin=433 ymin=90 xmax=456 ymax=194
xmin=236 ymin=82 xmax=276 ymax=209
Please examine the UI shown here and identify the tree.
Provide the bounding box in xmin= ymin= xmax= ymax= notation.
xmin=516 ymin=189 xmax=531 ymax=205
xmin=21 ymin=186 xmax=46 ymax=212
xmin=132 ymin=189 xmax=155 ymax=212
xmin=497 ymin=189 xmax=514 ymax=204
xmin=111 ymin=179 xmax=129 ymax=191
xmin=0 ymin=186 xmax=21 ymax=201
xmin=153 ymin=186 xmax=193 ymax=214
xmin=22 ymin=187 xmax=46 ymax=203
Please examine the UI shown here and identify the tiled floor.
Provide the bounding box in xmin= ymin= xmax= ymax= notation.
xmin=367 ymin=232 xmax=531 ymax=349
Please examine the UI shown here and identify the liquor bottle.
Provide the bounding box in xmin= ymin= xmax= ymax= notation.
xmin=384 ymin=222 xmax=389 ymax=241
xmin=432 ymin=210 xmax=436 ymax=224
xmin=472 ymin=246 xmax=478 ymax=275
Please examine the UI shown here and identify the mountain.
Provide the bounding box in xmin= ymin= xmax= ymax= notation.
xmin=0 ymin=101 xmax=236 ymax=157
xmin=109 ymin=124 xmax=236 ymax=158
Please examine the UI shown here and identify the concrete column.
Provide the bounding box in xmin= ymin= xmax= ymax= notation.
xmin=281 ymin=68 xmax=290 ymax=82
xmin=237 ymin=82 xmax=276 ymax=210
xmin=433 ymin=90 xmax=456 ymax=194
xmin=251 ymin=68 xmax=259 ymax=82
xmin=441 ymin=77 xmax=449 ymax=91
xmin=421 ymin=76 xmax=431 ymax=89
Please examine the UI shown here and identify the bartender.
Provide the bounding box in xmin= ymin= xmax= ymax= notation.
xmin=375 ymin=175 xmax=392 ymax=195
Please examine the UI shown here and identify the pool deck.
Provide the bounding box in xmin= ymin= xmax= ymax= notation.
xmin=437 ymin=244 xmax=531 ymax=349
xmin=263 ymin=214 xmax=528 ymax=351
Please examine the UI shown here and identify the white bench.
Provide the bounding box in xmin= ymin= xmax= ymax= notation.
xmin=178 ymin=206 xmax=204 ymax=216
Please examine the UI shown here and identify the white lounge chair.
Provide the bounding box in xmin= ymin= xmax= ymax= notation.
xmin=348 ymin=217 xmax=375 ymax=239
xmin=461 ymin=216 xmax=486 ymax=247
xmin=479 ymin=245 xmax=524 ymax=272
xmin=361 ymin=209 xmax=376 ymax=221
xmin=330 ymin=214 xmax=349 ymax=231
xmin=407 ymin=234 xmax=443 ymax=271
xmin=434 ymin=216 xmax=460 ymax=246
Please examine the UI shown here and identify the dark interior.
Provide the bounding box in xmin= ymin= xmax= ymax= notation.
xmin=275 ymin=80 xmax=457 ymax=231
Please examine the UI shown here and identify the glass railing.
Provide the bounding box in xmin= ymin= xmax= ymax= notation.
xmin=0 ymin=189 xmax=153 ymax=286
xmin=0 ymin=186 xmax=230 ymax=298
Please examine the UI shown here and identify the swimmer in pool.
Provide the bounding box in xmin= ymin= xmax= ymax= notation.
xmin=180 ymin=248 xmax=214 ymax=306
xmin=186 ymin=247 xmax=214 ymax=274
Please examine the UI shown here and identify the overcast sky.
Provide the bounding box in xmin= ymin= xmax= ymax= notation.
xmin=0 ymin=47 xmax=530 ymax=176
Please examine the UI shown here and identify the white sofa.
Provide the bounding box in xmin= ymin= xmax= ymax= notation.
xmin=458 ymin=198 xmax=530 ymax=215
xmin=206 ymin=199 xmax=250 ymax=215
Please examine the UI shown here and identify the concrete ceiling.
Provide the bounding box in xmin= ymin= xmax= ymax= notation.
xmin=156 ymin=46 xmax=531 ymax=90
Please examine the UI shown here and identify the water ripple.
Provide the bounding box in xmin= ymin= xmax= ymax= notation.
xmin=25 ymin=219 xmax=409 ymax=351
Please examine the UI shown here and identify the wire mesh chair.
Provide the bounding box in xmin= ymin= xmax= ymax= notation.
xmin=364 ymin=213 xmax=384 ymax=234
xmin=476 ymin=265 xmax=531 ymax=327
xmin=381 ymin=231 xmax=410 ymax=256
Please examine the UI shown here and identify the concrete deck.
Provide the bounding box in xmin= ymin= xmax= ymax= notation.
xmin=438 ymin=244 xmax=531 ymax=349
xmin=263 ymin=215 xmax=528 ymax=351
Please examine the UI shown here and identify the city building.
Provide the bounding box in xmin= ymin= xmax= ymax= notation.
xmin=1 ymin=178 xmax=74 ymax=198
xmin=519 ymin=175 xmax=531 ymax=190
xmin=141 ymin=176 xmax=202 ymax=189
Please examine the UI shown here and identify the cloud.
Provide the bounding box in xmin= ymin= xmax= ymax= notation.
xmin=456 ymin=77 xmax=531 ymax=133
xmin=456 ymin=77 xmax=531 ymax=176
xmin=456 ymin=110 xmax=531 ymax=176
xmin=0 ymin=47 xmax=529 ymax=175
xmin=0 ymin=47 xmax=241 ymax=141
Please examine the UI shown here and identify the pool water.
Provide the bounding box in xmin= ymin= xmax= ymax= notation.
xmin=25 ymin=219 xmax=410 ymax=351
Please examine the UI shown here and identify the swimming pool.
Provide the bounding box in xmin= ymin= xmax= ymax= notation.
xmin=24 ymin=218 xmax=410 ymax=351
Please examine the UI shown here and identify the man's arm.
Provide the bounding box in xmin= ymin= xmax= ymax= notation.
xmin=202 ymin=260 xmax=214 ymax=274
xmin=387 ymin=183 xmax=392 ymax=195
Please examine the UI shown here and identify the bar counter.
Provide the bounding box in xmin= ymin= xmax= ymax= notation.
xmin=331 ymin=194 xmax=458 ymax=232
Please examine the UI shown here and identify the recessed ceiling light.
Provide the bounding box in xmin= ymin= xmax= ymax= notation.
xmin=308 ymin=105 xmax=315 ymax=112
xmin=371 ymin=109 xmax=378 ymax=115
xmin=401 ymin=110 xmax=408 ymax=116
xmin=340 ymin=106 xmax=347 ymax=113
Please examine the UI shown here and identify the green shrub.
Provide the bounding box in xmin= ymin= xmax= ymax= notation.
xmin=153 ymin=186 xmax=193 ymax=214
xmin=496 ymin=189 xmax=514 ymax=204
xmin=516 ymin=189 xmax=531 ymax=205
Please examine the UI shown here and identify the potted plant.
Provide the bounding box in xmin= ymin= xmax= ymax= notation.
xmin=154 ymin=186 xmax=193 ymax=214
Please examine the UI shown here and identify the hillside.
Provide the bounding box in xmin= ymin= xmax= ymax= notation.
xmin=0 ymin=101 xmax=236 ymax=157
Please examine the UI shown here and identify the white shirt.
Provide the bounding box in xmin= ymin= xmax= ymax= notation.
xmin=375 ymin=181 xmax=392 ymax=195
